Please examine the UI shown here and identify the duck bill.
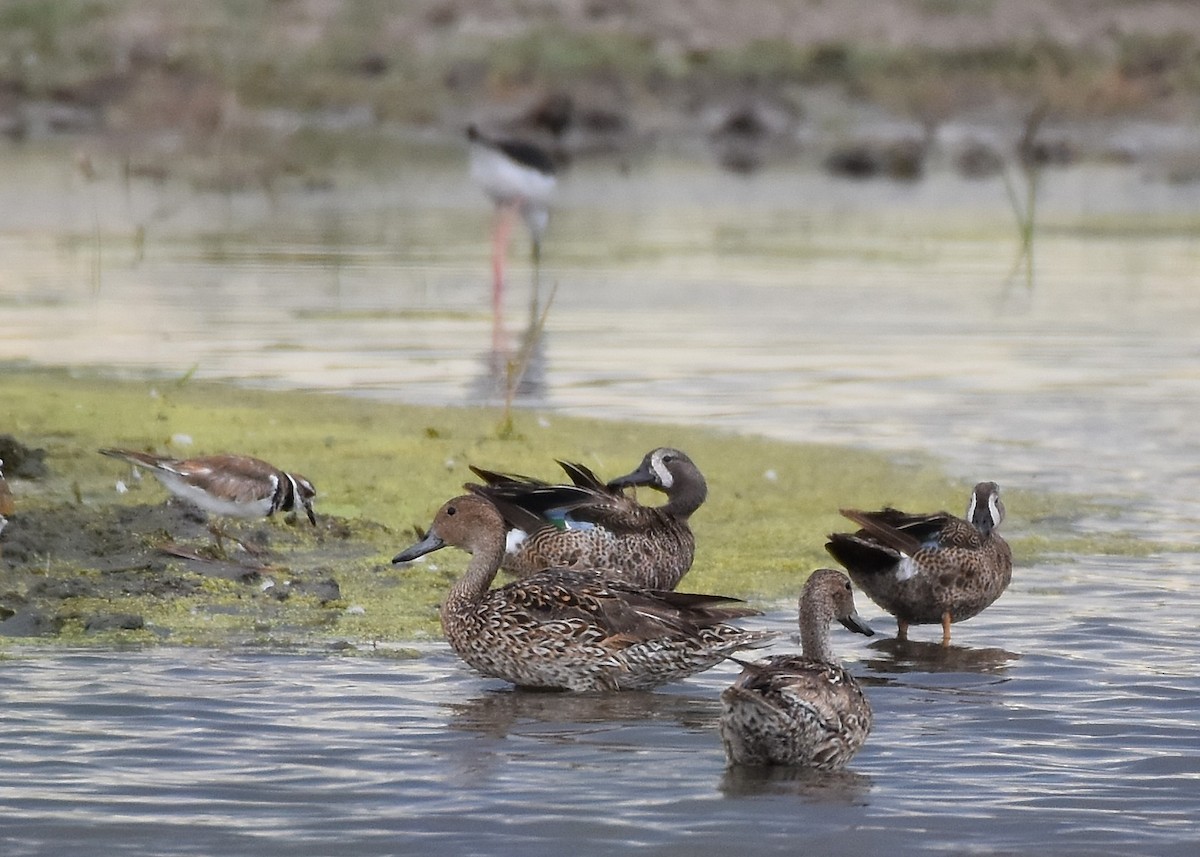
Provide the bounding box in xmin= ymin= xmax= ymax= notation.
xmin=302 ymin=500 xmax=317 ymax=526
xmin=840 ymin=611 xmax=875 ymax=637
xmin=392 ymin=530 xmax=446 ymax=564
xmin=607 ymin=462 xmax=654 ymax=490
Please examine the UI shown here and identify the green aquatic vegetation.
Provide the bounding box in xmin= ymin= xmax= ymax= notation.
xmin=0 ymin=365 xmax=1150 ymax=647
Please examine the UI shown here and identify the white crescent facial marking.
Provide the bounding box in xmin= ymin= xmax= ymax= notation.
xmin=988 ymin=492 xmax=1002 ymax=527
xmin=651 ymin=453 xmax=674 ymax=489
xmin=966 ymin=491 xmax=978 ymax=522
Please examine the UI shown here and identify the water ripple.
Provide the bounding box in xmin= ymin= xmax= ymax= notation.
xmin=2 ymin=555 xmax=1199 ymax=856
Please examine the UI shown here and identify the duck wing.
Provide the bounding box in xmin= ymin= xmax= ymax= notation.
xmin=466 ymin=466 xmax=598 ymax=531
xmin=503 ymin=571 xmax=760 ymax=641
xmin=839 ymin=507 xmax=956 ymax=555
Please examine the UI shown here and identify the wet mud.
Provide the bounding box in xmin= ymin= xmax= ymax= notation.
xmin=0 ymin=495 xmax=377 ymax=644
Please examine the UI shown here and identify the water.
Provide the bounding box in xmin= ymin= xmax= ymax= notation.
xmin=2 ymin=141 xmax=1200 ymax=854
xmin=2 ymin=552 xmax=1198 ymax=856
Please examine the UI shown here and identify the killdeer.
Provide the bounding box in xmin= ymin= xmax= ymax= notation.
xmin=0 ymin=458 xmax=13 ymax=546
xmin=99 ymin=448 xmax=316 ymax=552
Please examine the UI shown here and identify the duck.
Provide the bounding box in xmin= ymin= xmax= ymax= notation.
xmin=825 ymin=481 xmax=1012 ymax=646
xmin=465 ymin=447 xmax=706 ymax=590
xmin=391 ymin=493 xmax=772 ymax=691
xmin=719 ymin=568 xmax=874 ymax=769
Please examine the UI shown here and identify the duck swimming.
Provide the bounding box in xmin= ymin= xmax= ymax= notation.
xmin=719 ymin=568 xmax=874 ymax=769
xmin=392 ymin=494 xmax=772 ymax=691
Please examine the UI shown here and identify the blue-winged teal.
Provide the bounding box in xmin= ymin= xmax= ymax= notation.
xmin=825 ymin=481 xmax=1012 ymax=646
xmin=392 ymin=494 xmax=771 ymax=691
xmin=719 ymin=568 xmax=874 ymax=769
xmin=465 ymin=447 xmax=706 ymax=590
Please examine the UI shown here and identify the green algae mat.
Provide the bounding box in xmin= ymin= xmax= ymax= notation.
xmin=1 ymin=365 xmax=1071 ymax=648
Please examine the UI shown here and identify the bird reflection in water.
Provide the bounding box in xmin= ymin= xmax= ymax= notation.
xmin=861 ymin=636 xmax=1020 ymax=675
xmin=470 ymin=280 xmax=553 ymax=409
xmin=444 ymin=687 xmax=716 ymax=740
xmin=720 ymin=763 xmax=873 ymax=803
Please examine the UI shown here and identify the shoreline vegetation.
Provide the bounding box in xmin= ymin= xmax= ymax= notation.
xmin=0 ymin=366 xmax=1157 ymax=648
xmin=1 ymin=3 xmax=1189 ymax=647
xmin=2 ymin=1 xmax=1199 ymax=188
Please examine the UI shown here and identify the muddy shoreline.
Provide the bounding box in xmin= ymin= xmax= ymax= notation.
xmin=0 ymin=367 xmax=1152 ymax=648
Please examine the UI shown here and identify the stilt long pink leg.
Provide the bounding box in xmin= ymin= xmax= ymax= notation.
xmin=491 ymin=202 xmax=519 ymax=318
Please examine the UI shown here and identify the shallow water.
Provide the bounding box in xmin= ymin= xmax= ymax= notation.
xmin=2 ymin=144 xmax=1198 ymax=535
xmin=2 ymin=551 xmax=1198 ymax=856
xmin=2 ymin=140 xmax=1200 ymax=854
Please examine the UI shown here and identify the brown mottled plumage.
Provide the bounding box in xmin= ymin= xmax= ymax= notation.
xmin=98 ymin=449 xmax=316 ymax=525
xmin=825 ymin=481 xmax=1012 ymax=646
xmin=720 ymin=569 xmax=874 ymax=769
xmin=465 ymin=447 xmax=706 ymax=590
xmin=392 ymin=494 xmax=772 ymax=691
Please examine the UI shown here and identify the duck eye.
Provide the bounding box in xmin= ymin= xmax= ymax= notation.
xmin=446 ymin=506 xmax=457 ymax=516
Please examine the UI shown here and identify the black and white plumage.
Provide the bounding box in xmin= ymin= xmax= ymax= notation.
xmin=467 ymin=124 xmax=558 ymax=313
xmin=825 ymin=481 xmax=1012 ymax=646
xmin=464 ymin=447 xmax=706 ymax=590
xmin=392 ymin=494 xmax=773 ymax=692
xmin=98 ymin=448 xmax=316 ymax=526
xmin=719 ymin=568 xmax=874 ymax=769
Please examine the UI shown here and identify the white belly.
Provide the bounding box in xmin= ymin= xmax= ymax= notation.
xmin=154 ymin=472 xmax=271 ymax=518
xmin=470 ymin=145 xmax=555 ymax=205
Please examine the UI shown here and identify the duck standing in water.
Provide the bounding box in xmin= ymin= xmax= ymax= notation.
xmin=825 ymin=481 xmax=1012 ymax=645
xmin=392 ymin=494 xmax=772 ymax=691
xmin=466 ymin=447 xmax=706 ymax=591
xmin=719 ymin=568 xmax=874 ymax=769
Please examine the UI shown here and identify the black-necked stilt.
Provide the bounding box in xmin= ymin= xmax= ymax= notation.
xmin=467 ymin=124 xmax=558 ymax=317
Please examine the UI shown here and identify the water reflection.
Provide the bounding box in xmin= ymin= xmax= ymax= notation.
xmin=3 ymin=142 xmax=1200 ymax=853
xmin=444 ymin=686 xmax=715 ymax=739
xmin=2 ymin=558 xmax=1199 ymax=857
xmin=719 ymin=764 xmax=873 ymax=803
xmin=469 ymin=272 xmax=550 ymax=406
xmin=861 ymin=637 xmax=1020 ymax=675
